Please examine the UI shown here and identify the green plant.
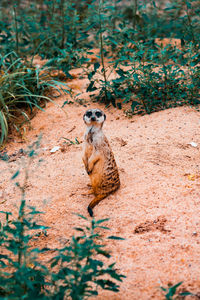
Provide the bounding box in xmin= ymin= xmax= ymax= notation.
xmin=62 ymin=137 xmax=80 ymax=145
xmin=0 ymin=0 xmax=199 ymax=120
xmin=86 ymin=0 xmax=117 ymax=106
xmin=130 ymin=43 xmax=200 ymax=114
xmin=0 ymin=138 xmax=125 ymax=299
xmin=160 ymin=282 xmax=192 ymax=300
xmin=96 ymin=41 xmax=200 ymax=114
xmin=86 ymin=0 xmax=199 ymax=112
xmin=0 ymin=137 xmax=50 ymax=299
xmin=0 ymin=206 xmax=125 ymax=299
xmin=50 ymin=215 xmax=125 ymax=299
xmin=0 ymin=202 xmax=50 ymax=299
xmin=0 ymin=51 xmax=69 ymax=146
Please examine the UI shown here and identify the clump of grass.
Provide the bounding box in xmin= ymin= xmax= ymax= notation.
xmin=0 ymin=52 xmax=69 ymax=146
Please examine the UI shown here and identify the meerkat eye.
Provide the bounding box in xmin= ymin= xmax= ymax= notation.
xmin=95 ymin=111 xmax=102 ymax=118
xmin=86 ymin=111 xmax=92 ymax=118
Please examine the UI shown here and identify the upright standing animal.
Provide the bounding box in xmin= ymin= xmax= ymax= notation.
xmin=82 ymin=108 xmax=120 ymax=217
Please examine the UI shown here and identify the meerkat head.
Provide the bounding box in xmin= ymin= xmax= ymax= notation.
xmin=83 ymin=108 xmax=106 ymax=128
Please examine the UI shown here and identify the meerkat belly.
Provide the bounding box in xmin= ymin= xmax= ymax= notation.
xmin=85 ymin=143 xmax=93 ymax=158
xmin=89 ymin=156 xmax=105 ymax=193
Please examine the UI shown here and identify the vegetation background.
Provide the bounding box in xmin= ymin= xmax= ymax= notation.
xmin=0 ymin=0 xmax=199 ymax=144
xmin=0 ymin=0 xmax=199 ymax=299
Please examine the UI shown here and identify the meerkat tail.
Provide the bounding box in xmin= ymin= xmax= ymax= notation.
xmin=87 ymin=206 xmax=94 ymax=217
xmin=87 ymin=194 xmax=107 ymax=217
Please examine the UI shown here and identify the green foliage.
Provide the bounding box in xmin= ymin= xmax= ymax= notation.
xmin=84 ymin=0 xmax=199 ymax=112
xmin=0 ymin=52 xmax=69 ymax=146
xmin=0 ymin=0 xmax=199 ymax=116
xmin=50 ymin=215 xmax=125 ymax=299
xmin=62 ymin=137 xmax=80 ymax=145
xmin=118 ymin=42 xmax=200 ymax=114
xmin=0 ymin=201 xmax=50 ymax=299
xmin=0 ymin=138 xmax=49 ymax=299
xmin=1 ymin=3 xmax=198 ymax=296
xmin=160 ymin=282 xmax=192 ymax=299
xmin=0 ymin=139 xmax=125 ymax=299
xmin=0 ymin=205 xmax=125 ymax=299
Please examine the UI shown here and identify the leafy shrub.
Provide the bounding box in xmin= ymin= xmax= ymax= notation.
xmin=87 ymin=39 xmax=199 ymax=113
xmin=82 ymin=0 xmax=199 ymax=112
xmin=0 ymin=1 xmax=199 ymax=115
xmin=0 ymin=205 xmax=125 ymax=299
xmin=0 ymin=139 xmax=125 ymax=299
xmin=161 ymin=282 xmax=192 ymax=299
xmin=0 ymin=201 xmax=50 ymax=299
xmin=50 ymin=215 xmax=125 ymax=299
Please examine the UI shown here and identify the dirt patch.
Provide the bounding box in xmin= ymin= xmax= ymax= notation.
xmin=134 ymin=216 xmax=170 ymax=234
xmin=1 ymin=67 xmax=200 ymax=299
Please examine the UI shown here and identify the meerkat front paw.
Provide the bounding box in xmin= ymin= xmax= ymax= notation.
xmin=87 ymin=158 xmax=100 ymax=175
xmin=86 ymin=167 xmax=92 ymax=175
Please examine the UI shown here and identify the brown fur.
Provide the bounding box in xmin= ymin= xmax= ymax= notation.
xmin=82 ymin=111 xmax=120 ymax=216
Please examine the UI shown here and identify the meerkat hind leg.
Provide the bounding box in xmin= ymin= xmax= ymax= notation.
xmin=87 ymin=194 xmax=107 ymax=217
xmin=81 ymin=189 xmax=94 ymax=196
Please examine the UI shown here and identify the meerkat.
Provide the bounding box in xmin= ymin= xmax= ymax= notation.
xmin=82 ymin=108 xmax=120 ymax=217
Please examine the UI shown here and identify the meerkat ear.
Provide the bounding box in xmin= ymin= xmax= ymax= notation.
xmin=104 ymin=113 xmax=106 ymax=121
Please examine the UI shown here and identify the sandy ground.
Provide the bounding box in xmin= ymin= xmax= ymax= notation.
xmin=1 ymin=67 xmax=200 ymax=299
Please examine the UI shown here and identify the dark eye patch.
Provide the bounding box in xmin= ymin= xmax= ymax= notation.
xmin=86 ymin=111 xmax=92 ymax=118
xmin=95 ymin=111 xmax=102 ymax=118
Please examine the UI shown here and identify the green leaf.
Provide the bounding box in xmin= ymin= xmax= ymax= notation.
xmin=116 ymin=68 xmax=126 ymax=78
xmin=29 ymin=149 xmax=35 ymax=157
xmin=74 ymin=213 xmax=88 ymax=220
xmin=94 ymin=62 xmax=100 ymax=72
xmin=180 ymin=291 xmax=193 ymax=296
xmin=133 ymin=73 xmax=139 ymax=82
xmin=74 ymin=227 xmax=85 ymax=232
xmin=0 ymin=211 xmax=12 ymax=215
xmin=86 ymin=80 xmax=97 ymax=92
xmin=131 ymin=101 xmax=140 ymax=112
xmin=107 ymin=236 xmax=125 ymax=240
xmin=0 ymin=111 xmax=8 ymax=144
xmin=50 ymin=257 xmax=60 ymax=268
xmin=97 ymin=249 xmax=111 ymax=258
xmin=165 ymin=282 xmax=183 ymax=299
xmin=88 ymin=70 xmax=95 ymax=80
xmin=61 ymin=100 xmax=73 ymax=107
xmin=117 ymin=103 xmax=122 ymax=109
xmin=97 ymin=226 xmax=110 ymax=230
xmin=11 ymin=170 xmax=20 ymax=180
xmin=186 ymin=1 xmax=191 ymax=8
xmin=95 ymin=218 xmax=110 ymax=224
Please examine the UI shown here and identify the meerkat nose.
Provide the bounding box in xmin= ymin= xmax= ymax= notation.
xmin=91 ymin=117 xmax=96 ymax=121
